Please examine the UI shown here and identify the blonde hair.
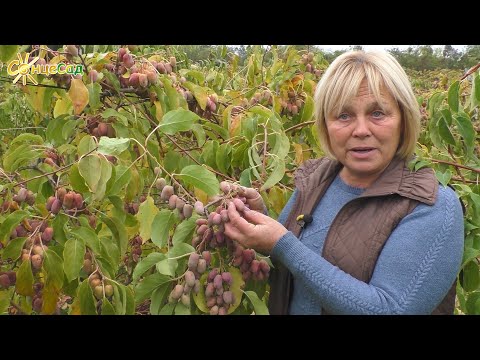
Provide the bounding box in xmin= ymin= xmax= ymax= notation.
xmin=313 ymin=50 xmax=421 ymax=160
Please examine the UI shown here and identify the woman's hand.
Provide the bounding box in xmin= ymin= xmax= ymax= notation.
xmin=237 ymin=186 xmax=267 ymax=214
xmin=223 ymin=201 xmax=288 ymax=255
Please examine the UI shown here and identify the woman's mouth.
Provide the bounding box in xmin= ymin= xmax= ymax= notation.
xmin=349 ymin=147 xmax=376 ymax=158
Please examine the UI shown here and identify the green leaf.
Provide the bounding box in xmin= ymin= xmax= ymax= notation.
xmin=98 ymin=137 xmax=130 ymax=156
xmin=150 ymin=282 xmax=171 ymax=315
xmin=68 ymin=164 xmax=89 ymax=193
xmin=158 ymin=108 xmax=199 ymax=135
xmin=156 ymin=258 xmax=178 ymax=277
xmin=438 ymin=116 xmax=456 ymax=146
xmin=470 ymin=75 xmax=480 ymax=107
xmin=227 ymin=267 xmax=245 ymax=314
xmin=427 ymin=92 xmax=445 ymax=118
xmin=134 ymin=273 xmax=172 ymax=303
xmin=462 ymin=260 xmax=480 ymax=292
xmin=101 ymin=298 xmax=116 ymax=315
xmin=62 ymin=119 xmax=78 ymax=140
xmin=202 ymin=122 xmax=229 ymax=140
xmin=239 ymin=168 xmax=252 ymax=187
xmin=440 ymin=108 xmax=453 ymax=126
xmin=177 ymin=165 xmax=219 ymax=196
xmin=46 ymin=117 xmax=70 ymax=146
xmin=78 ymin=135 xmax=97 ymax=157
xmin=163 ymin=77 xmax=179 ymax=110
xmin=182 ymin=69 xmax=205 ymax=84
xmin=113 ymin=283 xmax=135 ymax=315
xmin=87 ymin=83 xmax=102 ymax=111
xmin=42 ymin=249 xmax=64 ymax=314
xmin=414 ymin=160 xmax=430 ymax=172
xmin=78 ymin=154 xmax=102 ymax=193
xmin=52 ymin=213 xmax=69 ymax=246
xmin=447 ymin=80 xmax=460 ymax=113
xmin=243 ymin=290 xmax=269 ymax=315
xmin=63 ymin=238 xmax=86 ymax=282
xmin=216 ymin=143 xmax=232 ymax=174
xmin=0 ymin=210 xmax=28 ymax=245
xmin=136 ymin=196 xmax=159 ymax=243
xmin=98 ymin=215 xmax=128 ymax=257
xmin=15 ymin=259 xmax=34 ymax=296
xmin=182 ymin=82 xmax=208 ymax=110
xmin=0 ymin=289 xmax=13 ymax=314
xmin=159 ymin=302 xmax=176 ymax=315
xmin=103 ymin=72 xmax=120 ymax=92
xmin=133 ymin=252 xmax=166 ymax=282
xmin=260 ymin=158 xmax=285 ymax=191
xmin=191 ymin=123 xmax=206 ymax=147
xmin=172 ymin=217 xmax=196 ymax=245
xmin=78 ymin=279 xmax=97 ymax=315
xmin=3 ymin=143 xmax=40 ymax=172
xmin=101 ymin=108 xmax=128 ymax=126
xmin=92 ymin=157 xmax=113 ymax=201
xmin=43 ymin=249 xmax=64 ymax=288
xmin=201 ymin=140 xmax=218 ymax=169
xmin=454 ymin=113 xmax=475 ymax=158
xmin=2 ymin=237 xmax=27 ymax=261
xmin=11 ymin=133 xmax=43 ymax=147
xmin=71 ymin=226 xmax=100 ymax=254
xmin=462 ymin=247 xmax=480 ymax=267
xmin=0 ymin=45 xmax=19 ymax=62
xmin=435 ymin=170 xmax=452 ymax=188
xmin=108 ymin=165 xmax=131 ymax=196
xmin=300 ymin=94 xmax=314 ymax=122
xmin=466 ymin=292 xmax=480 ymax=314
xmin=151 ymin=210 xmax=176 ymax=248
xmin=175 ymin=302 xmax=191 ymax=315
xmin=192 ymin=272 xmax=209 ymax=313
xmin=168 ymin=242 xmax=195 ymax=258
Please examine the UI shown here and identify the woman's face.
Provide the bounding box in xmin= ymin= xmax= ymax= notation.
xmin=326 ymin=79 xmax=402 ymax=188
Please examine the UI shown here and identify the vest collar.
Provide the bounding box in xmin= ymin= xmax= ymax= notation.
xmin=295 ymin=156 xmax=437 ymax=206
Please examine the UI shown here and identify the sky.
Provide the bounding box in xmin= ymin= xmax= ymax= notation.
xmin=317 ymin=45 xmax=467 ymax=52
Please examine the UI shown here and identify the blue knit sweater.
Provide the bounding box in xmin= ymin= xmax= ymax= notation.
xmin=272 ymin=174 xmax=464 ymax=315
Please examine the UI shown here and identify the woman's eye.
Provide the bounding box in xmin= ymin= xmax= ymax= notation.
xmin=372 ymin=111 xmax=384 ymax=118
xmin=338 ymin=113 xmax=349 ymax=120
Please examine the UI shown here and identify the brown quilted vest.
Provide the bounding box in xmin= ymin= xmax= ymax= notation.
xmin=268 ymin=156 xmax=457 ymax=315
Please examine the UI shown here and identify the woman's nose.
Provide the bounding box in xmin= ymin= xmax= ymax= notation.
xmin=352 ymin=116 xmax=372 ymax=138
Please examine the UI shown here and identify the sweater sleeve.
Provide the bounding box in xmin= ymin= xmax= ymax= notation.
xmin=270 ymin=185 xmax=464 ymax=314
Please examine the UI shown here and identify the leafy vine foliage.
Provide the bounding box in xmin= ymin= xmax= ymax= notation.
xmin=0 ymin=45 xmax=478 ymax=315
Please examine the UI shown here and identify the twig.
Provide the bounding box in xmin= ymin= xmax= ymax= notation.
xmin=262 ymin=124 xmax=268 ymax=179
xmin=13 ymin=147 xmax=98 ymax=187
xmin=426 ymin=158 xmax=480 ymax=174
xmin=0 ymin=127 xmax=46 ymax=131
xmin=447 ymin=145 xmax=466 ymax=182
xmin=285 ymin=121 xmax=316 ymax=133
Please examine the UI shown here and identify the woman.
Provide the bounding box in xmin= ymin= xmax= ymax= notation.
xmin=224 ymin=50 xmax=464 ymax=315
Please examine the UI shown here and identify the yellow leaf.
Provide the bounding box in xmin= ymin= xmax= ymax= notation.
xmin=68 ymin=78 xmax=89 ymax=115
xmin=70 ymin=296 xmax=81 ymax=315
xmin=136 ymin=196 xmax=159 ymax=243
xmin=293 ymin=143 xmax=304 ymax=165
xmin=25 ymin=86 xmax=47 ymax=115
xmin=42 ymin=281 xmax=61 ymax=314
xmin=268 ymin=186 xmax=287 ymax=214
xmin=229 ymin=113 xmax=243 ymax=138
xmin=194 ymin=187 xmax=208 ymax=204
xmin=302 ymin=143 xmax=312 ymax=162
xmin=53 ymin=95 xmax=73 ymax=118
xmin=48 ymin=55 xmax=67 ymax=65
xmin=291 ymin=74 xmax=304 ymax=87
xmin=154 ymin=101 xmax=163 ymax=122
